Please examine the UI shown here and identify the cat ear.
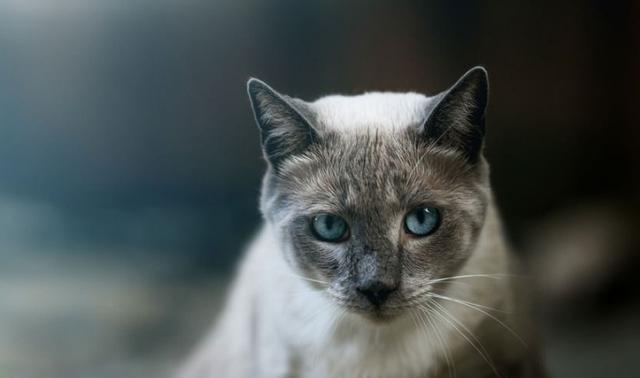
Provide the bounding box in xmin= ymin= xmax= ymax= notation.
xmin=422 ymin=66 xmax=489 ymax=163
xmin=247 ymin=78 xmax=318 ymax=170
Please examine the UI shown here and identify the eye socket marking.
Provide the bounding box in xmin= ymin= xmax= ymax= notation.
xmin=404 ymin=206 xmax=441 ymax=237
xmin=310 ymin=213 xmax=350 ymax=242
xmin=310 ymin=207 xmax=439 ymax=241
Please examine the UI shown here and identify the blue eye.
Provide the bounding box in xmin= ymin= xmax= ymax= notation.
xmin=404 ymin=207 xmax=440 ymax=236
xmin=311 ymin=214 xmax=349 ymax=242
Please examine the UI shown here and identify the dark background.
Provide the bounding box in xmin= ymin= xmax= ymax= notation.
xmin=0 ymin=1 xmax=638 ymax=377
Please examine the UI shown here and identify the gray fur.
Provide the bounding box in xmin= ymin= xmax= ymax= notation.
xmin=252 ymin=69 xmax=490 ymax=318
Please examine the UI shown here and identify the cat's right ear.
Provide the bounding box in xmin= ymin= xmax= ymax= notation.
xmin=421 ymin=67 xmax=489 ymax=163
xmin=247 ymin=78 xmax=318 ymax=170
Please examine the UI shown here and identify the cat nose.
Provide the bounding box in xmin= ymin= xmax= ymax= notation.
xmin=357 ymin=280 xmax=398 ymax=307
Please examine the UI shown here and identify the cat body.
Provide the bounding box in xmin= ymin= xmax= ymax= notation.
xmin=179 ymin=68 xmax=545 ymax=378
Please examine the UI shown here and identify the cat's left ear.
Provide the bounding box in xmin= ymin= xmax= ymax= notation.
xmin=421 ymin=66 xmax=489 ymax=163
xmin=247 ymin=78 xmax=318 ymax=170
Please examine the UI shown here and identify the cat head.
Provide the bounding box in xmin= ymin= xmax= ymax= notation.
xmin=248 ymin=67 xmax=490 ymax=321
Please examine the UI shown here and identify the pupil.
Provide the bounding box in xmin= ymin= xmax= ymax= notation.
xmin=325 ymin=216 xmax=334 ymax=230
xmin=416 ymin=209 xmax=426 ymax=224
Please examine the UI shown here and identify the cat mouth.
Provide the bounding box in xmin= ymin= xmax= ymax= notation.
xmin=329 ymin=294 xmax=404 ymax=322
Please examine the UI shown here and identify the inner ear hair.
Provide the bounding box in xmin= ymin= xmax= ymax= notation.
xmin=247 ymin=78 xmax=319 ymax=170
xmin=422 ymin=66 xmax=489 ymax=163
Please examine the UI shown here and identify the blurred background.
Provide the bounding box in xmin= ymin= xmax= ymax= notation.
xmin=0 ymin=1 xmax=638 ymax=377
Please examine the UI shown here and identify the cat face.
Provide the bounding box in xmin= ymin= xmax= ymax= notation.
xmin=249 ymin=68 xmax=490 ymax=321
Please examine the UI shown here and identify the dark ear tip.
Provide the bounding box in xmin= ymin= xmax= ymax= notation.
xmin=462 ymin=66 xmax=489 ymax=89
xmin=247 ymin=77 xmax=267 ymax=96
xmin=468 ymin=65 xmax=488 ymax=76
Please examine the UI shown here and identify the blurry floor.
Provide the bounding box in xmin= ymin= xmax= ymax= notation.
xmin=544 ymin=307 xmax=640 ymax=378
xmin=0 ymin=253 xmax=225 ymax=378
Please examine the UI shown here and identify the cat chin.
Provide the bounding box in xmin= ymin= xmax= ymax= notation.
xmin=360 ymin=311 xmax=402 ymax=324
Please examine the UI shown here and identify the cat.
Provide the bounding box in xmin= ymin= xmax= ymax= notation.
xmin=178 ymin=67 xmax=546 ymax=378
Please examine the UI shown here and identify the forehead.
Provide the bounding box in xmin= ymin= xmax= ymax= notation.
xmin=310 ymin=92 xmax=433 ymax=132
xmin=280 ymin=130 xmax=472 ymax=214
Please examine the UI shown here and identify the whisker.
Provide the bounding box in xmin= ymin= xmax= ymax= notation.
xmin=405 ymin=147 xmax=431 ymax=186
xmin=405 ymin=310 xmax=424 ymax=371
xmin=435 ymin=314 xmax=457 ymax=378
xmin=404 ymin=273 xmax=525 ymax=304
xmin=415 ymin=307 xmax=456 ymax=378
xmin=287 ymin=274 xmax=329 ymax=285
xmin=427 ymin=293 xmax=509 ymax=314
xmin=428 ymin=293 xmax=526 ymax=347
xmin=426 ymin=273 xmax=519 ymax=285
xmin=405 ymin=117 xmax=469 ymax=187
xmin=424 ymin=300 xmax=502 ymax=378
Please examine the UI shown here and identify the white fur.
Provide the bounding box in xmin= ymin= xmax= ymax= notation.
xmin=311 ymin=92 xmax=432 ymax=132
